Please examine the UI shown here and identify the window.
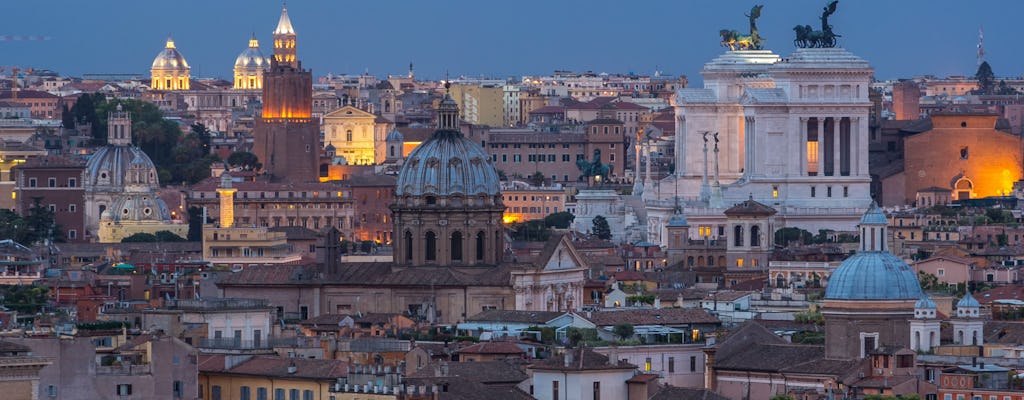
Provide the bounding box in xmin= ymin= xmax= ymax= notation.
xmin=29 ymin=178 xmax=36 ymax=187
xmin=68 ymin=230 xmax=76 ymax=240
xmin=937 ymin=269 xmax=945 ymax=277
xmin=843 ymin=186 xmax=849 ymax=197
xmin=211 ymin=386 xmax=221 ymax=400
xmin=425 ymin=231 xmax=437 ymax=261
xmin=47 ymin=385 xmax=57 ymax=397
xmin=811 ymin=186 xmax=816 ymax=197
xmin=827 ymin=186 xmax=832 ymax=197
xmin=552 ymin=381 xmax=559 ymax=400
xmin=48 ymin=177 xmax=56 ymax=187
xmin=668 ymin=357 xmax=675 ymax=373
xmin=275 ymin=389 xmax=286 ymax=400
xmin=174 ymin=381 xmax=183 ymax=398
xmin=69 ymin=204 xmax=76 ymax=213
xmin=346 ymin=130 xmax=353 ymax=142
xmin=772 ymin=186 xmax=778 ymax=198
xmin=593 ymin=382 xmax=601 ymax=400
xmin=290 ymin=389 xmax=300 ymax=400
xmin=117 ymin=384 xmax=134 ymax=396
xmin=240 ymin=386 xmax=251 ymax=400
xmin=690 ymin=355 xmax=697 ymax=372
xmin=645 ymin=357 xmax=652 ymax=371
xmin=303 ymin=390 xmax=314 ymax=400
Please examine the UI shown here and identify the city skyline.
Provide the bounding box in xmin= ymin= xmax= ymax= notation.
xmin=2 ymin=0 xmax=1018 ymax=82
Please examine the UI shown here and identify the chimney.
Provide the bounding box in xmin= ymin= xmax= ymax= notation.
xmin=608 ymin=346 xmax=618 ymax=366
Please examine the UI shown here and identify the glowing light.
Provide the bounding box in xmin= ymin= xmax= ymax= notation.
xmin=502 ymin=214 xmax=520 ymax=224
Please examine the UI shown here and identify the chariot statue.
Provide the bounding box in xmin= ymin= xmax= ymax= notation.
xmin=793 ymin=1 xmax=841 ymax=48
xmin=720 ymin=5 xmax=765 ymax=51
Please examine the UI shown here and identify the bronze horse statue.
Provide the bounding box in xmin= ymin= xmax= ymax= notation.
xmin=720 ymin=5 xmax=764 ymax=51
xmin=794 ymin=1 xmax=840 ymax=48
xmin=576 ymin=148 xmax=613 ymax=185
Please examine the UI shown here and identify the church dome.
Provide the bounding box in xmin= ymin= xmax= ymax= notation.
xmin=85 ymin=145 xmax=160 ymax=191
xmin=234 ymin=36 xmax=269 ymax=69
xmin=152 ymin=37 xmax=189 ymax=70
xmin=395 ymin=95 xmax=500 ymax=197
xmin=915 ymin=295 xmax=937 ymax=309
xmin=824 ymin=251 xmax=924 ymax=300
xmin=957 ymin=292 xmax=980 ymax=308
xmin=104 ymin=191 xmax=173 ymax=223
xmin=386 ymin=128 xmax=404 ymax=142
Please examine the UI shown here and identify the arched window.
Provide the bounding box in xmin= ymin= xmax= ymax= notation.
xmin=707 ymin=257 xmax=714 ymax=267
xmin=425 ymin=232 xmax=437 ymax=262
xmin=733 ymin=225 xmax=744 ymax=247
xmin=750 ymin=225 xmax=761 ymax=247
xmin=687 ymin=256 xmax=694 ymax=267
xmin=390 ymin=146 xmax=395 ymax=157
xmin=451 ymin=232 xmax=463 ymax=262
xmin=476 ymin=232 xmax=485 ymax=261
xmin=404 ymin=231 xmax=413 ymax=262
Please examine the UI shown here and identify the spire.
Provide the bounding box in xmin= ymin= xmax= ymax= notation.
xmin=274 ymin=4 xmax=295 ymax=35
xmin=165 ymin=35 xmax=175 ymax=49
xmin=858 ymin=202 xmax=888 ymax=253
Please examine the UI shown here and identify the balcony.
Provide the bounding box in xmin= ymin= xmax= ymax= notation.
xmin=96 ymin=364 xmax=151 ymax=375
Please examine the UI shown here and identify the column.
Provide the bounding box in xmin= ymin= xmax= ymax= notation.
xmin=857 ymin=116 xmax=869 ymax=176
xmin=817 ymin=118 xmax=825 ymax=176
xmin=799 ymin=117 xmax=808 ymax=176
xmin=832 ymin=117 xmax=841 ymax=178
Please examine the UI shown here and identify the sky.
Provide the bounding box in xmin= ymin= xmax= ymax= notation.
xmin=1 ymin=0 xmax=1019 ymax=83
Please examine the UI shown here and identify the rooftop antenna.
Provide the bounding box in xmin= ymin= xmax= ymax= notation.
xmin=977 ymin=26 xmax=985 ymax=66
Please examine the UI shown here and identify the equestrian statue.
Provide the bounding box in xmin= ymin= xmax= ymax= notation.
xmin=576 ymin=148 xmax=613 ymax=185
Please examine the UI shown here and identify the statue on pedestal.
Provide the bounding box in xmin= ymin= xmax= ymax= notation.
xmin=793 ymin=1 xmax=841 ymax=48
xmin=719 ymin=5 xmax=765 ymax=51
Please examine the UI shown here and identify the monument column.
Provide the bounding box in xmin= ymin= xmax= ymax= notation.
xmin=799 ymin=117 xmax=808 ymax=176
xmin=817 ymin=118 xmax=825 ymax=176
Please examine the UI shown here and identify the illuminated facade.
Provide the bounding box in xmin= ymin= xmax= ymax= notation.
xmin=253 ymin=5 xmax=318 ymax=182
xmin=150 ymin=36 xmax=190 ymax=91
xmin=233 ymin=35 xmax=269 ymax=90
xmin=322 ymin=106 xmax=381 ymax=165
xmin=201 ymin=173 xmax=304 ymax=266
xmin=902 ymin=113 xmax=1022 ymax=204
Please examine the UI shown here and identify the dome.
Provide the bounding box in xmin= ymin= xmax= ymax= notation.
xmin=152 ymin=37 xmax=189 ymax=70
xmin=860 ymin=202 xmax=888 ymax=225
xmin=386 ymin=128 xmax=404 ymax=142
xmin=104 ymin=192 xmax=173 ymax=223
xmin=395 ymin=92 xmax=499 ymax=197
xmin=824 ymin=252 xmax=924 ymax=300
xmin=394 ymin=130 xmax=500 ymax=197
xmin=915 ymin=295 xmax=937 ymax=309
xmin=957 ymin=292 xmax=980 ymax=308
xmin=234 ymin=36 xmax=269 ymax=69
xmin=85 ymin=145 xmax=160 ymax=191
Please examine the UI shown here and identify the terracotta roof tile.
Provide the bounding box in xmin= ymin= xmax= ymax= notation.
xmin=530 ymin=347 xmax=635 ymax=371
xmin=226 ymin=356 xmax=347 ymax=380
xmin=455 ymin=342 xmax=524 ymax=355
xmin=580 ymin=308 xmax=719 ymax=326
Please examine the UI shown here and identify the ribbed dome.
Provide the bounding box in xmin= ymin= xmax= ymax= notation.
xmin=234 ymin=36 xmax=269 ymax=69
xmin=152 ymin=37 xmax=189 ymax=70
xmin=395 ymin=131 xmax=500 ymax=197
xmin=85 ymin=145 xmax=160 ymax=191
xmin=824 ymin=251 xmax=924 ymax=300
xmin=957 ymin=292 xmax=980 ymax=308
xmin=103 ymin=192 xmax=173 ymax=223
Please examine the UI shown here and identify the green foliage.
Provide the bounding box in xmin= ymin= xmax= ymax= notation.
xmin=155 ymin=230 xmax=186 ymax=242
xmin=0 ymin=285 xmax=50 ymax=314
xmin=496 ymin=170 xmax=508 ymax=181
xmin=592 ymin=215 xmax=612 ymax=240
xmin=565 ymin=327 xmax=584 ymax=348
xmin=794 ymin=309 xmax=824 ymax=325
xmin=227 ymin=151 xmax=262 ymax=171
xmin=69 ymin=93 xmax=102 ymax=139
xmin=76 ymin=321 xmax=129 ymax=331
xmin=524 ymin=326 xmax=556 ymax=344
xmin=0 ymin=198 xmax=61 ymax=245
xmin=774 ymin=227 xmax=812 ymax=246
xmin=510 ymin=220 xmax=552 ymax=242
xmin=975 ymin=61 xmax=996 ymax=95
xmin=528 ymin=171 xmax=546 ymax=186
xmin=121 ymin=233 xmax=158 ymax=242
xmin=612 ymin=323 xmax=635 ymax=341
xmin=986 ymin=208 xmax=1013 ymax=224
xmin=187 ymin=206 xmax=210 ymax=242
xmin=626 ymin=295 xmax=656 ymax=305
xmin=544 ymin=212 xmax=575 ymax=229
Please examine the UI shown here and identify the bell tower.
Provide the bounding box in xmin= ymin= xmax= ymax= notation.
xmin=273 ymin=5 xmax=297 ymax=68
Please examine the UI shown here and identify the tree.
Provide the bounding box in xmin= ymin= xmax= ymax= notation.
xmin=591 ymin=215 xmax=612 ymax=240
xmin=528 ymin=171 xmax=546 ymax=186
xmin=774 ymin=227 xmax=811 ymax=246
xmin=565 ymin=327 xmax=584 ymax=348
xmin=975 ymin=61 xmax=995 ymax=95
xmin=612 ymin=323 xmax=634 ymax=341
xmin=918 ymin=271 xmax=940 ymax=291
xmin=154 ymin=230 xmax=187 ymax=242
xmin=121 ymin=233 xmax=158 ymax=242
xmin=23 ymin=197 xmax=61 ymax=244
xmin=544 ymin=212 xmax=575 ymax=229
xmin=227 ymin=151 xmax=262 ymax=171
xmin=0 ymin=285 xmax=50 ymax=314
xmin=511 ymin=220 xmax=552 ymax=242
xmin=186 ymin=206 xmax=211 ymax=241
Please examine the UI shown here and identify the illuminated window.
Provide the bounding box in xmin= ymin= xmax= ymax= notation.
xmin=772 ymin=186 xmax=779 ymax=198
xmin=736 ymin=258 xmax=744 ymax=267
xmin=644 ymin=358 xmax=651 ymax=371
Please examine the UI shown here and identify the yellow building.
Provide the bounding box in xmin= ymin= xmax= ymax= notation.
xmin=448 ymin=84 xmax=504 ymax=127
xmin=233 ymin=35 xmax=269 ymax=90
xmin=199 ymin=355 xmax=367 ymax=400
xmin=201 ymin=173 xmax=303 ymax=266
xmin=499 ymin=181 xmax=569 ymax=224
xmin=150 ymin=36 xmax=190 ymax=91
xmin=322 ymin=106 xmax=387 ymax=165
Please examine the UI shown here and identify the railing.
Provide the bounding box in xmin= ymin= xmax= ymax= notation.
xmin=96 ymin=364 xmax=151 ymax=375
xmin=166 ymin=298 xmax=270 ymax=311
xmin=199 ymin=337 xmax=272 ymax=350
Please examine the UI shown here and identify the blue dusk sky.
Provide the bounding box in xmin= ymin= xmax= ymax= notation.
xmin=1 ymin=0 xmax=1017 ymax=82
